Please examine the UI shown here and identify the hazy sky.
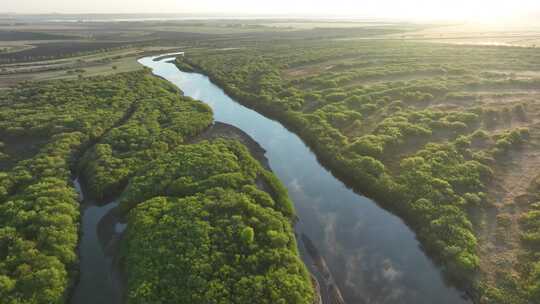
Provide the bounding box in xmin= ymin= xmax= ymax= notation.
xmin=4 ymin=0 xmax=540 ymax=21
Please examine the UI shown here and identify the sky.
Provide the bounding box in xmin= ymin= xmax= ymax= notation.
xmin=3 ymin=0 xmax=540 ymax=22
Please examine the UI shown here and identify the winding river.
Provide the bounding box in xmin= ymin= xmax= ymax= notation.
xmin=70 ymin=53 xmax=470 ymax=303
xmin=136 ymin=55 xmax=470 ymax=304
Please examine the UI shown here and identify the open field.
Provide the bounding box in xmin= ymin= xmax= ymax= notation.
xmin=0 ymin=46 xmax=183 ymax=87
xmin=0 ymin=19 xmax=420 ymax=86
xmin=382 ymin=23 xmax=540 ymax=47
xmin=0 ymin=41 xmax=132 ymax=62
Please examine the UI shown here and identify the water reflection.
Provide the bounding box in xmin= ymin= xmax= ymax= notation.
xmin=139 ymin=56 xmax=469 ymax=304
xmin=70 ymin=179 xmax=121 ymax=304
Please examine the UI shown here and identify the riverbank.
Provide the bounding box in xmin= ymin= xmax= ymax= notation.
xmin=74 ymin=117 xmax=321 ymax=304
xmin=191 ymin=121 xmax=325 ymax=302
xmin=0 ymin=68 xmax=317 ymax=304
xmin=140 ymin=54 xmax=469 ymax=304
xmin=172 ymin=55 xmax=480 ymax=296
xmin=189 ymin=121 xmax=271 ymax=171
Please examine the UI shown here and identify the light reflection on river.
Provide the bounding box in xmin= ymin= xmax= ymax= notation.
xmin=139 ymin=55 xmax=470 ymax=304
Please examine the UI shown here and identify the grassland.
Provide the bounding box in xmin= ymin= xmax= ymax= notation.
xmin=0 ymin=18 xmax=237 ymax=86
xmin=0 ymin=46 xmax=186 ymax=87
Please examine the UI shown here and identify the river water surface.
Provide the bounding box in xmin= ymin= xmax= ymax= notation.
xmin=70 ymin=179 xmax=123 ymax=304
xmin=138 ymin=55 xmax=470 ymax=304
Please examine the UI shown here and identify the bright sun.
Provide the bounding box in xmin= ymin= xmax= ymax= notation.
xmin=4 ymin=0 xmax=540 ymax=21
xmin=408 ymin=0 xmax=527 ymax=21
xmin=178 ymin=0 xmax=540 ymax=23
xmin=331 ymin=0 xmax=540 ymax=22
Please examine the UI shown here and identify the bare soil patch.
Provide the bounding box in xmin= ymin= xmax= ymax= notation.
xmin=478 ymin=123 xmax=540 ymax=285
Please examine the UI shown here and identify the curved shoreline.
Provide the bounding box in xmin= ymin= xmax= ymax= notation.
xmin=140 ymin=54 xmax=471 ymax=304
xmin=171 ymin=56 xmax=476 ymax=295
xmin=71 ymin=119 xmax=324 ymax=304
xmin=189 ymin=121 xmax=271 ymax=170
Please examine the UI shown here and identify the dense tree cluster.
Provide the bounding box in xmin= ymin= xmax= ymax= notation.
xmin=0 ymin=72 xmax=162 ymax=303
xmin=118 ymin=140 xmax=293 ymax=216
xmin=0 ymin=133 xmax=83 ymax=304
xmin=0 ymin=69 xmax=312 ymax=303
xmin=121 ymin=140 xmax=311 ymax=304
xmin=78 ymin=83 xmax=212 ymax=200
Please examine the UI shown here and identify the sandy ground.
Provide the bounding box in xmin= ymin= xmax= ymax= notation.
xmin=478 ymin=119 xmax=540 ymax=285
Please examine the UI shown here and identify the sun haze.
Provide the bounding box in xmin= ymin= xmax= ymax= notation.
xmin=3 ymin=0 xmax=540 ymax=22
